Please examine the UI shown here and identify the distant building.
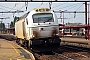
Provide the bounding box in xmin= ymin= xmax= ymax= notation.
xmin=62 ymin=22 xmax=85 ymax=36
xmin=6 ymin=27 xmax=15 ymax=35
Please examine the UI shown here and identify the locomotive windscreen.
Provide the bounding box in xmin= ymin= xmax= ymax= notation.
xmin=32 ymin=13 xmax=54 ymax=23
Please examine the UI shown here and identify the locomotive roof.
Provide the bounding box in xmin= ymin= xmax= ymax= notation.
xmin=16 ymin=8 xmax=51 ymax=21
xmin=17 ymin=11 xmax=30 ymax=21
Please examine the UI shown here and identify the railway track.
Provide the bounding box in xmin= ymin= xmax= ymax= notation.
xmin=1 ymin=34 xmax=90 ymax=60
xmin=29 ymin=45 xmax=90 ymax=60
xmin=31 ymin=51 xmax=74 ymax=60
xmin=53 ymin=52 xmax=74 ymax=60
xmin=58 ymin=45 xmax=90 ymax=60
xmin=62 ymin=45 xmax=90 ymax=52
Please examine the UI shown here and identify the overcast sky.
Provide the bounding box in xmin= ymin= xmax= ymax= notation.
xmin=0 ymin=2 xmax=89 ymax=27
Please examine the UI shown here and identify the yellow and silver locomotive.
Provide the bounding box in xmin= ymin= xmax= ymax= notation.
xmin=15 ymin=8 xmax=61 ymax=50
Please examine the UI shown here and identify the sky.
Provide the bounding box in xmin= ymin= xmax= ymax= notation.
xmin=0 ymin=2 xmax=89 ymax=27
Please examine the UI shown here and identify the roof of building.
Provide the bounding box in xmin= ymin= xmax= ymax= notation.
xmin=6 ymin=27 xmax=15 ymax=30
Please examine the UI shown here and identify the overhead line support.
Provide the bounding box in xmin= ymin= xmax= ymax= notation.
xmin=0 ymin=11 xmax=24 ymax=13
xmin=54 ymin=11 xmax=89 ymax=13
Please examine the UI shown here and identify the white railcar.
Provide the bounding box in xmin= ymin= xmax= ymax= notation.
xmin=15 ymin=8 xmax=61 ymax=50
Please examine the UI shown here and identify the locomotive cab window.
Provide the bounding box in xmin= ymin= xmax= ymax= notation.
xmin=32 ymin=13 xmax=54 ymax=23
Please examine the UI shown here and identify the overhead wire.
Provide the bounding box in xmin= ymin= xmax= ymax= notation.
xmin=0 ymin=7 xmax=8 ymax=11
xmin=0 ymin=3 xmax=24 ymax=12
xmin=0 ymin=7 xmax=10 ymax=18
xmin=0 ymin=4 xmax=17 ymax=17
xmin=75 ymin=3 xmax=83 ymax=11
xmin=0 ymin=3 xmax=19 ymax=17
xmin=54 ymin=3 xmax=84 ymax=24
xmin=55 ymin=3 xmax=80 ymax=10
xmin=52 ymin=2 xmax=67 ymax=9
xmin=11 ymin=3 xmax=25 ymax=18
xmin=54 ymin=3 xmax=83 ymax=23
xmin=71 ymin=14 xmax=84 ymax=22
xmin=62 ymin=3 xmax=83 ymax=18
xmin=5 ymin=3 xmax=19 ymax=18
xmin=63 ymin=13 xmax=84 ymax=24
xmin=38 ymin=2 xmax=44 ymax=8
xmin=73 ymin=3 xmax=83 ymax=18
xmin=20 ymin=5 xmax=25 ymax=10
xmin=6 ymin=3 xmax=26 ymax=18
xmin=9 ymin=4 xmax=17 ymax=11
xmin=4 ymin=3 xmax=24 ymax=26
xmin=65 ymin=3 xmax=83 ymax=11
xmin=0 ymin=3 xmax=26 ymax=26
xmin=0 ymin=3 xmax=22 ymax=23
xmin=0 ymin=2 xmax=84 ymax=24
xmin=0 ymin=4 xmax=17 ymax=10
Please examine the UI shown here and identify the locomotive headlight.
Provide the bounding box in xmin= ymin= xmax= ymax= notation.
xmin=52 ymin=27 xmax=59 ymax=36
xmin=32 ymin=31 xmax=39 ymax=38
xmin=32 ymin=34 xmax=35 ymax=38
xmin=56 ymin=33 xmax=59 ymax=36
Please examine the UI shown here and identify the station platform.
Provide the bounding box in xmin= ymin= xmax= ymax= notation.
xmin=0 ymin=39 xmax=35 ymax=60
xmin=61 ymin=37 xmax=90 ymax=44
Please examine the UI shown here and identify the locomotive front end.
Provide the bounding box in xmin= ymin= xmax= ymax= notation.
xmin=15 ymin=8 xmax=61 ymax=52
xmin=29 ymin=8 xmax=61 ymax=47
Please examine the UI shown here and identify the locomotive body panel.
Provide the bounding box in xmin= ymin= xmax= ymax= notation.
xmin=15 ymin=19 xmax=25 ymax=39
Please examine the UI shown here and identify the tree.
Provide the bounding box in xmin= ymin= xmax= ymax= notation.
xmin=0 ymin=22 xmax=5 ymax=34
xmin=13 ymin=16 xmax=18 ymax=26
xmin=10 ymin=16 xmax=18 ymax=28
xmin=0 ymin=23 xmax=5 ymax=30
xmin=10 ymin=21 xmax=14 ymax=28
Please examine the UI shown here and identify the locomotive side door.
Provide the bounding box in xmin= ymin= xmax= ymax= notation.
xmin=22 ymin=21 xmax=26 ymax=38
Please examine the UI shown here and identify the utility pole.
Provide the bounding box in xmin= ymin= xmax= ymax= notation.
xmin=25 ymin=2 xmax=28 ymax=11
xmin=7 ymin=23 xmax=10 ymax=28
xmin=85 ymin=2 xmax=87 ymax=25
xmin=60 ymin=10 xmax=67 ymax=38
xmin=49 ymin=2 xmax=52 ymax=9
xmin=0 ymin=20 xmax=3 ymax=34
xmin=88 ymin=4 xmax=90 ymax=40
xmin=6 ymin=23 xmax=10 ymax=34
xmin=84 ymin=2 xmax=88 ymax=40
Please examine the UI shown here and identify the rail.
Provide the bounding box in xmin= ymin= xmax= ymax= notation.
xmin=53 ymin=51 xmax=74 ymax=60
